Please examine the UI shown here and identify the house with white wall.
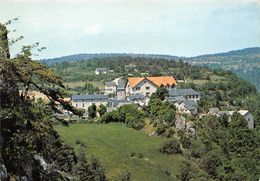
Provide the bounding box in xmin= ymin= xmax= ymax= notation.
xmin=71 ymin=94 xmax=109 ymax=113
xmin=125 ymin=76 xmax=177 ymax=97
xmin=104 ymin=81 xmax=117 ymax=95
xmin=95 ymin=68 xmax=107 ymax=75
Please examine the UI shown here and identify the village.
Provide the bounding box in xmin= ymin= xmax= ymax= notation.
xmin=46 ymin=67 xmax=255 ymax=129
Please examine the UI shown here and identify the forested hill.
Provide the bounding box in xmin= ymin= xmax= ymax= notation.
xmin=41 ymin=53 xmax=180 ymax=65
xmin=42 ymin=47 xmax=260 ymax=90
xmin=187 ymin=47 xmax=260 ymax=90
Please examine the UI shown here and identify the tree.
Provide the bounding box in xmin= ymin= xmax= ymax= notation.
xmin=0 ymin=22 xmax=106 ymax=180
xmin=88 ymin=103 xmax=97 ymax=119
xmin=160 ymin=138 xmax=182 ymax=154
xmin=75 ymin=146 xmax=106 ymax=181
xmin=97 ymin=104 xmax=107 ymax=117
xmin=151 ymin=87 xmax=169 ymax=101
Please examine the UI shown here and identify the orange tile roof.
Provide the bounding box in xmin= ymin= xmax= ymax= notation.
xmin=127 ymin=76 xmax=177 ymax=88
xmin=147 ymin=76 xmax=177 ymax=87
xmin=128 ymin=77 xmax=145 ymax=88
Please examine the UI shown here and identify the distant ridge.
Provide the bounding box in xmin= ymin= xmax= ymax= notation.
xmin=41 ymin=53 xmax=180 ymax=65
xmin=190 ymin=47 xmax=260 ymax=59
xmin=41 ymin=47 xmax=260 ymax=65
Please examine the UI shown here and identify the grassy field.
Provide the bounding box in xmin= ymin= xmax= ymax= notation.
xmin=55 ymin=123 xmax=184 ymax=181
xmin=64 ymin=81 xmax=105 ymax=89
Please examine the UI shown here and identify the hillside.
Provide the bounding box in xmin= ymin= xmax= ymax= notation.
xmin=44 ymin=47 xmax=260 ymax=91
xmin=47 ymin=53 xmax=259 ymax=181
xmin=187 ymin=47 xmax=260 ymax=90
xmin=55 ymin=123 xmax=185 ymax=181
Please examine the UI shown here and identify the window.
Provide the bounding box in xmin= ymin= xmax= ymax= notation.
xmin=82 ymin=103 xmax=84 ymax=107
xmin=136 ymin=87 xmax=141 ymax=91
xmin=146 ymin=86 xmax=150 ymax=90
xmin=75 ymin=103 xmax=78 ymax=108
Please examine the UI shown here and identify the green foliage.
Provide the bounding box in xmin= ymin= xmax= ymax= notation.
xmin=100 ymin=110 xmax=119 ymax=123
xmin=98 ymin=104 xmax=107 ymax=117
xmin=200 ymin=149 xmax=223 ymax=177
xmin=160 ymin=138 xmax=182 ymax=154
xmin=178 ymin=160 xmax=210 ymax=181
xmin=147 ymin=97 xmax=176 ymax=125
xmin=88 ymin=103 xmax=97 ymax=119
xmin=100 ymin=104 xmax=145 ymax=130
xmin=75 ymin=147 xmax=106 ymax=181
xmin=56 ymin=123 xmax=185 ymax=181
xmin=180 ymin=134 xmax=192 ymax=149
xmin=187 ymin=115 xmax=260 ymax=180
xmin=151 ymin=87 xmax=169 ymax=101
xmin=0 ymin=23 xmax=106 ymax=180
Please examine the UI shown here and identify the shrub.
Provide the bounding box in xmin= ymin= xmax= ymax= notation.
xmin=125 ymin=115 xmax=145 ymax=130
xmin=160 ymin=138 xmax=182 ymax=154
xmin=97 ymin=104 xmax=107 ymax=117
xmin=180 ymin=134 xmax=192 ymax=149
xmin=88 ymin=103 xmax=97 ymax=119
xmin=100 ymin=110 xmax=119 ymax=123
xmin=163 ymin=128 xmax=176 ymax=138
xmin=137 ymin=153 xmax=143 ymax=159
xmin=130 ymin=151 xmax=136 ymax=157
xmin=156 ymin=123 xmax=167 ymax=135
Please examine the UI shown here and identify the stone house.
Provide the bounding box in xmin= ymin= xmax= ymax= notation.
xmin=174 ymin=100 xmax=198 ymax=115
xmin=208 ymin=108 xmax=254 ymax=129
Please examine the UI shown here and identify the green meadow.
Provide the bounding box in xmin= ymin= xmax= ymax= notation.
xmin=55 ymin=122 xmax=184 ymax=181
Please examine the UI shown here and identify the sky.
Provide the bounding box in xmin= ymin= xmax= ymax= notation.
xmin=0 ymin=0 xmax=259 ymax=59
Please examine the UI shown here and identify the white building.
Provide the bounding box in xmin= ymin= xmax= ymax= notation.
xmin=71 ymin=94 xmax=109 ymax=113
xmin=104 ymin=78 xmax=126 ymax=99
xmin=125 ymin=76 xmax=177 ymax=97
xmin=104 ymin=81 xmax=117 ymax=95
xmin=95 ymin=68 xmax=107 ymax=75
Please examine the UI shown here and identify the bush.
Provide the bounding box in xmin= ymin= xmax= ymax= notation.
xmin=180 ymin=135 xmax=192 ymax=149
xmin=137 ymin=153 xmax=143 ymax=159
xmin=88 ymin=103 xmax=97 ymax=119
xmin=97 ymin=104 xmax=107 ymax=117
xmin=125 ymin=115 xmax=145 ymax=130
xmin=156 ymin=123 xmax=168 ymax=135
xmin=160 ymin=138 xmax=182 ymax=154
xmin=163 ymin=128 xmax=176 ymax=138
xmin=130 ymin=151 xmax=136 ymax=157
xmin=100 ymin=110 xmax=119 ymax=123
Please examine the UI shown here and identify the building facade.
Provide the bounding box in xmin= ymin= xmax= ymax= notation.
xmin=125 ymin=76 xmax=177 ymax=97
xmin=168 ymin=88 xmax=200 ymax=102
xmin=71 ymin=94 xmax=109 ymax=111
xmin=95 ymin=68 xmax=107 ymax=75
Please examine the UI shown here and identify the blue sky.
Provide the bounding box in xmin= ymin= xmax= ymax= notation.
xmin=0 ymin=0 xmax=259 ymax=59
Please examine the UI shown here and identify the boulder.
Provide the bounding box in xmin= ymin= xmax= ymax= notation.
xmin=175 ymin=116 xmax=186 ymax=129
